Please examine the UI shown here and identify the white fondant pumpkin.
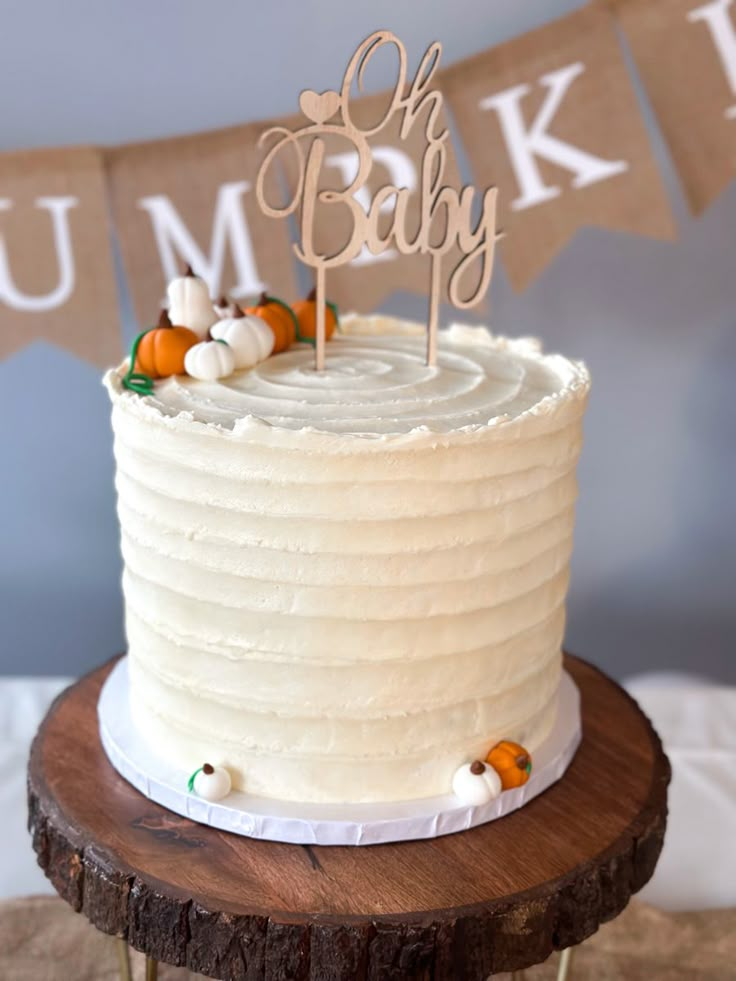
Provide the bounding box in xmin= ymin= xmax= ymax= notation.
xmin=184 ymin=339 xmax=236 ymax=381
xmin=167 ymin=272 xmax=218 ymax=339
xmin=193 ymin=763 xmax=232 ymax=802
xmin=451 ymin=760 xmax=502 ymax=805
xmin=210 ymin=314 xmax=275 ymax=369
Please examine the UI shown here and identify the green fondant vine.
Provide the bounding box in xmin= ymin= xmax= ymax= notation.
xmin=187 ymin=766 xmax=204 ymax=793
xmin=122 ymin=328 xmax=155 ymax=395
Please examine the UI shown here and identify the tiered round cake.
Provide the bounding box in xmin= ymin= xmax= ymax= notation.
xmin=105 ymin=315 xmax=589 ymax=805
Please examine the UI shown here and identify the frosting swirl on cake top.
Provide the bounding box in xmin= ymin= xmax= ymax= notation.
xmin=107 ymin=316 xmax=589 ymax=438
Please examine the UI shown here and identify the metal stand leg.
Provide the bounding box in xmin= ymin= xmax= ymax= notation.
xmin=145 ymin=955 xmax=159 ymax=981
xmin=505 ymin=945 xmax=574 ymax=980
xmin=115 ymin=938 xmax=132 ymax=981
xmin=557 ymin=946 xmax=575 ymax=981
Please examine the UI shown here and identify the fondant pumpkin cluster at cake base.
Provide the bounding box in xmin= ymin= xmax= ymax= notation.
xmin=121 ymin=267 xmax=339 ymax=393
xmin=183 ymin=739 xmax=532 ymax=808
xmin=452 ymin=740 xmax=532 ymax=806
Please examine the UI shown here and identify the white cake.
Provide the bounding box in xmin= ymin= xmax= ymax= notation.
xmin=105 ymin=315 xmax=589 ymax=804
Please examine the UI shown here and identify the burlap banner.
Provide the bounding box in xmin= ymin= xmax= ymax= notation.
xmin=273 ymin=90 xmax=485 ymax=314
xmin=0 ymin=146 xmax=119 ymax=365
xmin=2 ymin=3 xmax=736 ymax=365
xmin=441 ymin=3 xmax=676 ymax=290
xmin=106 ymin=123 xmax=298 ymax=328
xmin=613 ymin=0 xmax=736 ymax=213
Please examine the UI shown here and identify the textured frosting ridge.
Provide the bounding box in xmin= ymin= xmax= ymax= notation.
xmin=106 ymin=315 xmax=589 ymax=803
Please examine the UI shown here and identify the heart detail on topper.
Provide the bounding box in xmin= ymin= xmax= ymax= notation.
xmin=299 ymin=89 xmax=341 ymax=125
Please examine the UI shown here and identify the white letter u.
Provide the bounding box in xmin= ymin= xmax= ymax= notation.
xmin=0 ymin=196 xmax=78 ymax=311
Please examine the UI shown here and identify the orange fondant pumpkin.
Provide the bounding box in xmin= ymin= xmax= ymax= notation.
xmin=135 ymin=311 xmax=199 ymax=378
xmin=486 ymin=740 xmax=532 ymax=790
xmin=292 ymin=287 xmax=338 ymax=341
xmin=244 ymin=293 xmax=297 ymax=354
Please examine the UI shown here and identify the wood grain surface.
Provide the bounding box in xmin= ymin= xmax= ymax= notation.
xmin=28 ymin=654 xmax=669 ymax=980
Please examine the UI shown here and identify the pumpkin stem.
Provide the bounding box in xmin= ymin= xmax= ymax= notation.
xmin=218 ymin=294 xmax=229 ymax=308
xmin=202 ymin=763 xmax=215 ymax=775
xmin=258 ymin=291 xmax=269 ymax=306
xmin=307 ymin=286 xmax=317 ymax=302
xmin=470 ymin=760 xmax=486 ymax=775
xmin=233 ymin=302 xmax=246 ymax=318
xmin=158 ymin=308 xmax=171 ymax=328
xmin=185 ymin=264 xmax=195 ymax=277
xmin=516 ymin=753 xmax=530 ymax=770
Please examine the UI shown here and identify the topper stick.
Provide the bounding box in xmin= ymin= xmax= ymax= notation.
xmin=427 ymin=253 xmax=441 ymax=368
xmin=315 ymin=266 xmax=326 ymax=371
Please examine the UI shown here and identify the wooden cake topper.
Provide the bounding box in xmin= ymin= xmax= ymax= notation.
xmin=255 ymin=30 xmax=500 ymax=370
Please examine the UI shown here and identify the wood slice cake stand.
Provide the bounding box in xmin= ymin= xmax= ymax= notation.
xmin=28 ymin=654 xmax=669 ymax=981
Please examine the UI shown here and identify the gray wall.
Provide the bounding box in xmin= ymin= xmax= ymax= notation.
xmin=1 ymin=0 xmax=734 ymax=679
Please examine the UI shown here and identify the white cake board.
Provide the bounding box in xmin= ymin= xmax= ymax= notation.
xmin=98 ymin=657 xmax=582 ymax=846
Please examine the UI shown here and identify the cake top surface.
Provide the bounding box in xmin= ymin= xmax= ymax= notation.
xmin=106 ymin=315 xmax=589 ymax=439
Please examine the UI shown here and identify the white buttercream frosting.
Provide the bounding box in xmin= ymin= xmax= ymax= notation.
xmin=120 ymin=315 xmax=587 ymax=437
xmin=105 ymin=314 xmax=589 ymax=804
